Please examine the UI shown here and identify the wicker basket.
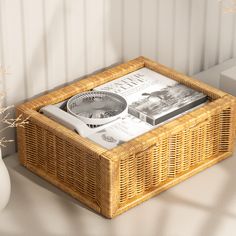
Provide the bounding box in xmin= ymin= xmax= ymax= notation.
xmin=16 ymin=57 xmax=236 ymax=218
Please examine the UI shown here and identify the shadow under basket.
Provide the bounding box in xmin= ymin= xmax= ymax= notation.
xmin=16 ymin=57 xmax=236 ymax=218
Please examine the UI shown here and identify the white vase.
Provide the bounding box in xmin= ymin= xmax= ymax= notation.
xmin=0 ymin=148 xmax=11 ymax=211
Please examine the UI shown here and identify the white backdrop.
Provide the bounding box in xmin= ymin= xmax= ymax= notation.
xmin=0 ymin=0 xmax=235 ymax=156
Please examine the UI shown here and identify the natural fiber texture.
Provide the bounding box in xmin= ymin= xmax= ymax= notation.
xmin=16 ymin=57 xmax=236 ymax=218
xmin=233 ymin=96 xmax=236 ymax=138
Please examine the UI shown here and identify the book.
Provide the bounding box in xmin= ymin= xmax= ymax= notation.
xmin=94 ymin=68 xmax=208 ymax=125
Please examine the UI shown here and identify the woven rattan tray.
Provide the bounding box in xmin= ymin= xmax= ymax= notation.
xmin=16 ymin=57 xmax=236 ymax=218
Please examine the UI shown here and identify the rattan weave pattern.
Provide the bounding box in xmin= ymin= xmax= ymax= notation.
xmin=16 ymin=57 xmax=236 ymax=218
xmin=115 ymin=100 xmax=233 ymax=207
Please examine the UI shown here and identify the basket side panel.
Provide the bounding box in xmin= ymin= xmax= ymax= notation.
xmin=222 ymin=95 xmax=236 ymax=140
xmin=219 ymin=107 xmax=235 ymax=153
xmin=99 ymin=157 xmax=119 ymax=218
xmin=112 ymin=96 xmax=235 ymax=217
xmin=119 ymin=143 xmax=169 ymax=205
xmin=20 ymin=117 xmax=104 ymax=214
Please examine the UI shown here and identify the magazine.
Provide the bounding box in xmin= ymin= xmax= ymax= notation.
xmin=87 ymin=68 xmax=208 ymax=149
xmin=86 ymin=102 xmax=207 ymax=149
xmin=94 ymin=68 xmax=208 ymax=125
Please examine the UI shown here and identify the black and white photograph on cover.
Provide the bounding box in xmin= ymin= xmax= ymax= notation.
xmin=129 ymin=83 xmax=207 ymax=125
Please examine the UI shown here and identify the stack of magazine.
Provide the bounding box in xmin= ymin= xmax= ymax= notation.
xmin=86 ymin=68 xmax=208 ymax=149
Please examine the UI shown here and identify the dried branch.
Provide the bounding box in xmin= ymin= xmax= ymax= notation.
xmin=0 ymin=105 xmax=14 ymax=115
xmin=0 ymin=112 xmax=29 ymax=147
xmin=0 ymin=65 xmax=29 ymax=148
xmin=0 ymin=137 xmax=14 ymax=148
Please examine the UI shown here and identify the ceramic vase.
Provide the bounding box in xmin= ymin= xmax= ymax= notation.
xmin=0 ymin=148 xmax=11 ymax=211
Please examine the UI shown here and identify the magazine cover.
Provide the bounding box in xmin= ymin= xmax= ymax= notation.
xmin=94 ymin=67 xmax=177 ymax=104
xmin=94 ymin=68 xmax=208 ymax=125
